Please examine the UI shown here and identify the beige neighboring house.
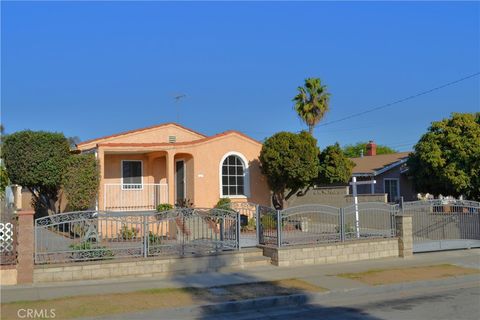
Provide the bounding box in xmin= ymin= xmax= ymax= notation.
xmin=350 ymin=141 xmax=416 ymax=202
xmin=75 ymin=123 xmax=271 ymax=211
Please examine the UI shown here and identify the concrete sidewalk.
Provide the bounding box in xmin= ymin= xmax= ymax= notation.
xmin=2 ymin=249 xmax=479 ymax=303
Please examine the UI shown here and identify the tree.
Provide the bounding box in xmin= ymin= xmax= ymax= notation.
xmin=68 ymin=136 xmax=81 ymax=149
xmin=2 ymin=131 xmax=71 ymax=215
xmin=343 ymin=142 xmax=397 ymax=158
xmin=317 ymin=143 xmax=355 ymax=185
xmin=259 ymin=131 xmax=320 ymax=209
xmin=63 ymin=153 xmax=99 ymax=211
xmin=293 ymin=78 xmax=330 ymax=135
xmin=407 ymin=113 xmax=480 ymax=200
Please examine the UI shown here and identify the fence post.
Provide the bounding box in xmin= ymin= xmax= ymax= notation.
xmin=143 ymin=215 xmax=148 ymax=258
xmin=255 ymin=204 xmax=260 ymax=246
xmin=340 ymin=207 xmax=345 ymax=242
xmin=236 ymin=212 xmax=241 ymax=250
xmin=17 ymin=210 xmax=35 ymax=284
xmin=395 ymin=215 xmax=413 ymax=258
xmin=276 ymin=210 xmax=281 ymax=247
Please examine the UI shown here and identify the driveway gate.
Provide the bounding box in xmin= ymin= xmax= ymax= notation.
xmin=403 ymin=200 xmax=480 ymax=253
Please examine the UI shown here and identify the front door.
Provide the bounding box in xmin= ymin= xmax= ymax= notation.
xmin=175 ymin=160 xmax=185 ymax=203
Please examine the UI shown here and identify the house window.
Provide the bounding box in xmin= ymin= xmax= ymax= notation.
xmin=122 ymin=160 xmax=143 ymax=189
xmin=221 ymin=155 xmax=245 ymax=196
xmin=384 ymin=178 xmax=400 ymax=202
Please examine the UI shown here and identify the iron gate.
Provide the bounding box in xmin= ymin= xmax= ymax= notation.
xmin=403 ymin=199 xmax=480 ymax=253
xmin=34 ymin=208 xmax=239 ymax=264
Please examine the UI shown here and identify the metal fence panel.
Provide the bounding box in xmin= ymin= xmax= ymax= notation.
xmin=343 ymin=202 xmax=397 ymax=241
xmin=257 ymin=205 xmax=278 ymax=246
xmin=280 ymin=204 xmax=341 ymax=246
xmin=403 ymin=199 xmax=480 ymax=252
xmin=34 ymin=208 xmax=240 ymax=264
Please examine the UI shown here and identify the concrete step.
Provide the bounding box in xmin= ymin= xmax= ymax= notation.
xmin=243 ymin=255 xmax=272 ymax=267
xmin=240 ymin=248 xmax=265 ymax=258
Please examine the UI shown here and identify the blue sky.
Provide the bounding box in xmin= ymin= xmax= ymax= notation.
xmin=2 ymin=1 xmax=479 ymax=151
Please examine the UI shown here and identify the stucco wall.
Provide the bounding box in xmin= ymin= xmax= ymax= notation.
xmin=287 ymin=186 xmax=387 ymax=207
xmin=78 ymin=124 xmax=205 ymax=150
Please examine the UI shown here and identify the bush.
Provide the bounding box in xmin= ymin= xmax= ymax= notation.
xmin=120 ymin=224 xmax=138 ymax=240
xmin=261 ymin=214 xmax=277 ymax=230
xmin=63 ymin=153 xmax=99 ymax=211
xmin=69 ymin=241 xmax=114 ymax=260
xmin=215 ymin=198 xmax=232 ymax=211
xmin=148 ymin=232 xmax=162 ymax=245
xmin=176 ymin=198 xmax=193 ymax=208
xmin=156 ymin=203 xmax=173 ymax=212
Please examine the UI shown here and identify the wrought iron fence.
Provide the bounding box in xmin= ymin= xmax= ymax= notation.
xmin=34 ymin=208 xmax=239 ymax=264
xmin=257 ymin=202 xmax=398 ymax=247
xmin=344 ymin=202 xmax=397 ymax=241
xmin=280 ymin=204 xmax=341 ymax=246
xmin=403 ymin=199 xmax=480 ymax=250
xmin=0 ymin=204 xmax=17 ymax=265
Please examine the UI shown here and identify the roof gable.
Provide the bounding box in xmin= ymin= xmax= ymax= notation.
xmin=77 ymin=123 xmax=206 ymax=150
xmin=351 ymin=152 xmax=411 ymax=176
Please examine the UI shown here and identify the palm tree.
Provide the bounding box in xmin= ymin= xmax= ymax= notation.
xmin=293 ymin=78 xmax=331 ymax=135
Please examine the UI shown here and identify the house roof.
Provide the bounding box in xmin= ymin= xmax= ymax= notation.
xmin=351 ymin=152 xmax=411 ymax=176
xmin=76 ymin=122 xmax=207 ymax=147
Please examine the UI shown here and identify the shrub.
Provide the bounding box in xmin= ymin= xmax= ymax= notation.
xmin=120 ymin=224 xmax=138 ymax=240
xmin=156 ymin=203 xmax=173 ymax=212
xmin=148 ymin=232 xmax=162 ymax=245
xmin=176 ymin=198 xmax=193 ymax=208
xmin=69 ymin=241 xmax=114 ymax=260
xmin=261 ymin=214 xmax=277 ymax=230
xmin=215 ymin=198 xmax=232 ymax=211
xmin=63 ymin=153 xmax=99 ymax=211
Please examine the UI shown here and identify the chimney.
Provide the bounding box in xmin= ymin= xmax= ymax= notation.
xmin=366 ymin=140 xmax=377 ymax=156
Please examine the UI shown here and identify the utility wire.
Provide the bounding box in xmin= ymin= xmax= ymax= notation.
xmin=319 ymin=72 xmax=480 ymax=127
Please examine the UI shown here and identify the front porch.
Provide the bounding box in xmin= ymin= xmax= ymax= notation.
xmin=99 ymin=149 xmax=194 ymax=211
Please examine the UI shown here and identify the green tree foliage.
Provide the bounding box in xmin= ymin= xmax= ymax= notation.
xmin=342 ymin=142 xmax=397 ymax=158
xmin=408 ymin=113 xmax=480 ymax=200
xmin=293 ymin=78 xmax=330 ymax=135
xmin=317 ymin=143 xmax=355 ymax=185
xmin=259 ymin=131 xmax=320 ymax=209
xmin=0 ymin=165 xmax=9 ymax=200
xmin=2 ymin=131 xmax=70 ymax=215
xmin=63 ymin=153 xmax=99 ymax=211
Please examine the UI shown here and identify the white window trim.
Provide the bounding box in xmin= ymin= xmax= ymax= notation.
xmin=383 ymin=178 xmax=400 ymax=202
xmin=121 ymin=160 xmax=143 ymax=190
xmin=219 ymin=152 xmax=250 ymax=199
xmin=175 ymin=159 xmax=186 ymax=202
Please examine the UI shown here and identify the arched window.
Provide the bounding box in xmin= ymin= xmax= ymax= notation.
xmin=221 ymin=154 xmax=246 ymax=196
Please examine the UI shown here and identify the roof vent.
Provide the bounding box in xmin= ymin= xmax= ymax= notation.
xmin=168 ymin=135 xmax=176 ymax=143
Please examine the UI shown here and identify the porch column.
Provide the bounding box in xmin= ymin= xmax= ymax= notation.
xmin=166 ymin=151 xmax=175 ymax=205
xmin=371 ymin=176 xmax=375 ymax=194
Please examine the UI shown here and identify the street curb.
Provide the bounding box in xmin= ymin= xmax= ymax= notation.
xmin=198 ymin=293 xmax=309 ymax=314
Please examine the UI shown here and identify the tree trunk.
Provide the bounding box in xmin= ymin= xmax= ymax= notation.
xmin=308 ymin=125 xmax=314 ymax=135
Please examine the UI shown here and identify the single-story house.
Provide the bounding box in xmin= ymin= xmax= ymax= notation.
xmin=350 ymin=141 xmax=416 ymax=202
xmin=75 ymin=123 xmax=271 ymax=211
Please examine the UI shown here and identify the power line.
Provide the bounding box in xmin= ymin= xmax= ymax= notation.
xmin=319 ymin=72 xmax=480 ymax=127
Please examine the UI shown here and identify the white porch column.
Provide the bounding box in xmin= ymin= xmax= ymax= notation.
xmin=166 ymin=151 xmax=175 ymax=205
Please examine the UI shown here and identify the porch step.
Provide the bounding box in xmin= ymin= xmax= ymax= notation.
xmin=240 ymin=247 xmax=265 ymax=258
xmin=243 ymin=255 xmax=272 ymax=267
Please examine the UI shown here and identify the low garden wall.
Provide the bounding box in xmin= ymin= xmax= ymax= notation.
xmin=34 ymin=251 xmax=245 ymax=283
xmin=262 ymin=238 xmax=399 ymax=267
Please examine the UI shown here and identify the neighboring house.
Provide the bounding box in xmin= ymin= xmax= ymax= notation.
xmin=75 ymin=123 xmax=271 ymax=211
xmin=350 ymin=141 xmax=416 ymax=202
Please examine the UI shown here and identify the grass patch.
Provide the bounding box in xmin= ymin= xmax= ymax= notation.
xmin=0 ymin=279 xmax=326 ymax=319
xmin=337 ymin=264 xmax=480 ymax=286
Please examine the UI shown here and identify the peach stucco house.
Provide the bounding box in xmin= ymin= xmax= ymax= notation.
xmin=76 ymin=123 xmax=271 ymax=211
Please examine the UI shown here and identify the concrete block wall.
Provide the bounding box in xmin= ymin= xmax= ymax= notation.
xmin=263 ymin=238 xmax=399 ymax=267
xmin=34 ymin=252 xmax=245 ymax=283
